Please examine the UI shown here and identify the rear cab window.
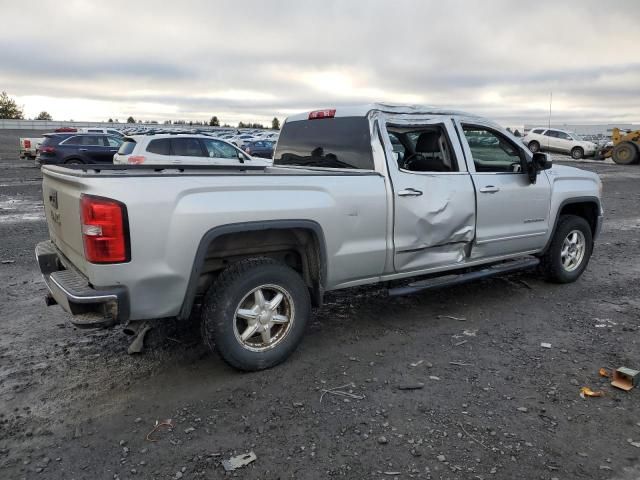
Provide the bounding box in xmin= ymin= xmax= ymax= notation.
xmin=274 ymin=117 xmax=373 ymax=169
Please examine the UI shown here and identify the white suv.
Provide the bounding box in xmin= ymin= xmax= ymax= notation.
xmin=523 ymin=128 xmax=597 ymax=159
xmin=113 ymin=134 xmax=271 ymax=166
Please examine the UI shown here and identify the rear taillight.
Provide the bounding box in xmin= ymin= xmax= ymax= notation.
xmin=127 ymin=155 xmax=145 ymax=164
xmin=80 ymin=195 xmax=129 ymax=263
xmin=24 ymin=140 xmax=31 ymax=149
xmin=40 ymin=146 xmax=56 ymax=154
xmin=308 ymin=109 xmax=336 ymax=120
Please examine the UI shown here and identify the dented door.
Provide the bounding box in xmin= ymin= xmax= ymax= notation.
xmin=381 ymin=117 xmax=476 ymax=273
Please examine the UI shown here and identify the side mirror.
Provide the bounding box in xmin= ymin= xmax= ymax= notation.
xmin=533 ymin=152 xmax=552 ymax=171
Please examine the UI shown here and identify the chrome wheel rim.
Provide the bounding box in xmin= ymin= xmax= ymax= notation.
xmin=561 ymin=230 xmax=586 ymax=272
xmin=572 ymin=149 xmax=581 ymax=159
xmin=233 ymin=284 xmax=294 ymax=352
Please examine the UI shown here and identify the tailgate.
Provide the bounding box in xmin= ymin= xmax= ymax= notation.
xmin=42 ymin=168 xmax=89 ymax=275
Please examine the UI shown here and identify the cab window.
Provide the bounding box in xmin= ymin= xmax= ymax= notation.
xmin=462 ymin=125 xmax=523 ymax=173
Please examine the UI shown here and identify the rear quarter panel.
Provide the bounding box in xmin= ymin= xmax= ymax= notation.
xmin=70 ymin=171 xmax=389 ymax=320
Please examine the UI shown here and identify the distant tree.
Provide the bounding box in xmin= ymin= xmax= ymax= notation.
xmin=138 ymin=120 xmax=142 ymax=123
xmin=271 ymin=117 xmax=280 ymax=130
xmin=108 ymin=118 xmax=114 ymax=123
xmin=222 ymin=123 xmax=231 ymax=128
xmin=0 ymin=91 xmax=24 ymax=119
xmin=513 ymin=129 xmax=521 ymax=137
xmin=238 ymin=121 xmax=246 ymax=128
xmin=35 ymin=111 xmax=52 ymax=121
xmin=506 ymin=127 xmax=513 ymax=133
xmin=209 ymin=116 xmax=220 ymax=127
xmin=127 ymin=116 xmax=136 ymax=123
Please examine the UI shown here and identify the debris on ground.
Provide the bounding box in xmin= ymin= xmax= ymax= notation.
xmin=1 ymin=259 xmax=15 ymax=264
xmin=580 ymin=387 xmax=604 ymax=399
xmin=319 ymin=383 xmax=365 ymax=403
xmin=449 ymin=361 xmax=473 ymax=366
xmin=627 ymin=439 xmax=640 ymax=448
xmin=409 ymin=360 xmax=424 ymax=368
xmin=599 ymin=367 xmax=611 ymax=378
xmin=437 ymin=315 xmax=466 ymax=321
xmin=397 ymin=383 xmax=425 ymax=390
xmin=145 ymin=419 xmax=175 ymax=442
xmin=611 ymin=367 xmax=639 ymax=391
xmin=540 ymin=342 xmax=552 ymax=349
xmin=221 ymin=451 xmax=257 ymax=472
xmin=127 ymin=322 xmax=152 ymax=355
xmin=462 ymin=329 xmax=477 ymax=337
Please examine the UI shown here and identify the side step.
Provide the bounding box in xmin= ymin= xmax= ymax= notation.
xmin=388 ymin=257 xmax=540 ymax=296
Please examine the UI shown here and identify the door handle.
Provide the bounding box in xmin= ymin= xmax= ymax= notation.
xmin=78 ymin=148 xmax=88 ymax=152
xmin=398 ymin=188 xmax=423 ymax=197
xmin=479 ymin=185 xmax=500 ymax=193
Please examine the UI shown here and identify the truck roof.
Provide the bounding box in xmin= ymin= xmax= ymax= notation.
xmin=285 ymin=103 xmax=480 ymax=122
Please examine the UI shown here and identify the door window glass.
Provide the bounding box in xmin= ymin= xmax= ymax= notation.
xmin=80 ymin=135 xmax=104 ymax=146
xmin=147 ymin=139 xmax=171 ymax=155
xmin=462 ymin=126 xmax=523 ymax=173
xmin=106 ymin=136 xmax=122 ymax=147
xmin=171 ymin=138 xmax=204 ymax=157
xmin=386 ymin=125 xmax=457 ymax=173
xmin=201 ymin=139 xmax=239 ymax=159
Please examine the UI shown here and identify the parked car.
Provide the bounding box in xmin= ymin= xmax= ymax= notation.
xmin=36 ymin=133 xmax=123 ymax=166
xmin=230 ymin=134 xmax=257 ymax=147
xmin=242 ymin=140 xmax=275 ymax=158
xmin=78 ymin=127 xmax=125 ymax=137
xmin=19 ymin=137 xmax=44 ymax=159
xmin=36 ymin=104 xmax=602 ymax=371
xmin=113 ymin=134 xmax=271 ymax=166
xmin=523 ymin=128 xmax=597 ymax=159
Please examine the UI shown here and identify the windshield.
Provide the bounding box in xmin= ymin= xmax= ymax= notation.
xmin=568 ymin=132 xmax=583 ymax=141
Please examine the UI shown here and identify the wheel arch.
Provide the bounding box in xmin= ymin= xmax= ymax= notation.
xmin=178 ymin=220 xmax=327 ymax=320
xmin=541 ymin=197 xmax=601 ymax=254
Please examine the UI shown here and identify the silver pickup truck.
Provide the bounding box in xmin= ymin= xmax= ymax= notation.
xmin=36 ymin=104 xmax=603 ymax=371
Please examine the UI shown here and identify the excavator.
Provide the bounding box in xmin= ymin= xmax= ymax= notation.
xmin=599 ymin=128 xmax=640 ymax=164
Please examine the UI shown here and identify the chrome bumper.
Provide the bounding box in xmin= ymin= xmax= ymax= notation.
xmin=35 ymin=241 xmax=129 ymax=327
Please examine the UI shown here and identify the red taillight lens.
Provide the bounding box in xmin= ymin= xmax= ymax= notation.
xmin=41 ymin=146 xmax=56 ymax=154
xmin=80 ymin=195 xmax=129 ymax=263
xmin=24 ymin=140 xmax=31 ymax=149
xmin=308 ymin=109 xmax=336 ymax=120
xmin=127 ymin=155 xmax=146 ymax=164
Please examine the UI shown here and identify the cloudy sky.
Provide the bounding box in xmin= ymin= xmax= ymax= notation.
xmin=1 ymin=0 xmax=639 ymax=126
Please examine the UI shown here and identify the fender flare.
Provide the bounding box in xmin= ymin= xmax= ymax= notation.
xmin=541 ymin=196 xmax=602 ymax=253
xmin=178 ymin=219 xmax=327 ymax=320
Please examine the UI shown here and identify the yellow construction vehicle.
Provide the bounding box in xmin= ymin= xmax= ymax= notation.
xmin=604 ymin=128 xmax=640 ymax=165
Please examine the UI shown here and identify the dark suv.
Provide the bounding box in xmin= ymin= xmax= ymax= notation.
xmin=37 ymin=133 xmax=123 ymax=166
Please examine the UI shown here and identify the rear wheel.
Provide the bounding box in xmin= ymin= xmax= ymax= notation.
xmin=570 ymin=147 xmax=584 ymax=160
xmin=201 ymin=257 xmax=310 ymax=371
xmin=528 ymin=141 xmax=540 ymax=153
xmin=540 ymin=215 xmax=593 ymax=283
xmin=611 ymin=142 xmax=639 ymax=165
xmin=65 ymin=159 xmax=84 ymax=165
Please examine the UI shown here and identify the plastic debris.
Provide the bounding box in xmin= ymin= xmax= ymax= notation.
xmin=397 ymin=383 xmax=425 ymax=390
xmin=540 ymin=342 xmax=552 ymax=349
xmin=222 ymin=451 xmax=257 ymax=471
xmin=128 ymin=322 xmax=152 ymax=354
xmin=145 ymin=419 xmax=175 ymax=442
xmin=611 ymin=367 xmax=640 ymax=391
xmin=599 ymin=368 xmax=610 ymax=378
xmin=580 ymin=387 xmax=603 ymax=399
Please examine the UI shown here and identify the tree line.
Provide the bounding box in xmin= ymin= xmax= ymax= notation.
xmin=0 ymin=91 xmax=281 ymax=129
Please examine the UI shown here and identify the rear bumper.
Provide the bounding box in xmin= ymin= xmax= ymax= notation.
xmin=35 ymin=240 xmax=129 ymax=327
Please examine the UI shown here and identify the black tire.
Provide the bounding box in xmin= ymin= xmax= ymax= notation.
xmin=570 ymin=147 xmax=584 ymax=160
xmin=611 ymin=142 xmax=639 ymax=165
xmin=540 ymin=215 xmax=593 ymax=283
xmin=201 ymin=257 xmax=310 ymax=371
xmin=528 ymin=141 xmax=540 ymax=153
xmin=65 ymin=159 xmax=84 ymax=165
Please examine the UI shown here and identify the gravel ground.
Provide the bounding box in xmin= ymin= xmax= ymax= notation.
xmin=1 ymin=149 xmax=640 ymax=479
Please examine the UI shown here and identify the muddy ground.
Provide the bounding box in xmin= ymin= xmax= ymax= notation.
xmin=1 ymin=148 xmax=639 ymax=480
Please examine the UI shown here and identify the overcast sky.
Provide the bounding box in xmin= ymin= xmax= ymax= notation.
xmin=1 ymin=0 xmax=639 ymax=126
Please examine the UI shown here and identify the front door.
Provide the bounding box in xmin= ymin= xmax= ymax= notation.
xmin=381 ymin=118 xmax=477 ymax=273
xmin=457 ymin=121 xmax=551 ymax=258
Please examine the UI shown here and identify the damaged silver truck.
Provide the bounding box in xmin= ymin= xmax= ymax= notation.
xmin=36 ymin=104 xmax=603 ymax=371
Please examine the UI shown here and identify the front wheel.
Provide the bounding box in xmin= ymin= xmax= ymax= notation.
xmin=528 ymin=141 xmax=540 ymax=153
xmin=65 ymin=159 xmax=84 ymax=165
xmin=540 ymin=215 xmax=593 ymax=283
xmin=201 ymin=258 xmax=310 ymax=371
xmin=571 ymin=147 xmax=584 ymax=160
xmin=611 ymin=142 xmax=639 ymax=165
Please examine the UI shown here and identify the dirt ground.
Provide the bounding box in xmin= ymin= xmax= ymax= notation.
xmin=1 ymin=149 xmax=640 ymax=480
